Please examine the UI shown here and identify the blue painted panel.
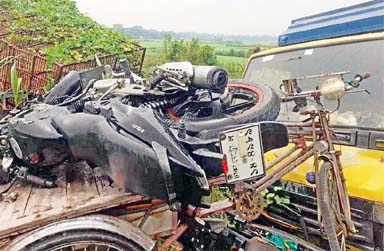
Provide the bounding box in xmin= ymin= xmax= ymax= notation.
xmin=279 ymin=0 xmax=384 ymax=46
xmin=279 ymin=16 xmax=384 ymax=46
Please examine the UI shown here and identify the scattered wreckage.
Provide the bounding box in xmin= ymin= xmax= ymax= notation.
xmin=0 ymin=59 xmax=370 ymax=251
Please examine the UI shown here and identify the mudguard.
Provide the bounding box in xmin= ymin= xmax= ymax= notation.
xmin=111 ymin=99 xmax=206 ymax=178
xmin=53 ymin=111 xmax=171 ymax=200
xmin=8 ymin=105 xmax=69 ymax=164
xmin=8 ymin=104 xmax=209 ymax=205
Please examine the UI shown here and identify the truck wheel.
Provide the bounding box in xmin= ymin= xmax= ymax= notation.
xmin=7 ymin=215 xmax=155 ymax=251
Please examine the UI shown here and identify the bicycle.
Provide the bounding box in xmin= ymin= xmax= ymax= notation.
xmin=230 ymin=71 xmax=371 ymax=251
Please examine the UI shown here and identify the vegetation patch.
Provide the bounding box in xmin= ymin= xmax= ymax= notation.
xmin=139 ymin=38 xmax=274 ymax=78
xmin=0 ymin=0 xmax=137 ymax=64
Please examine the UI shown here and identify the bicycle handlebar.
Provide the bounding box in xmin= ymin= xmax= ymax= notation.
xmin=349 ymin=72 xmax=371 ymax=88
xmin=282 ymin=72 xmax=371 ymax=99
xmin=356 ymin=72 xmax=371 ymax=81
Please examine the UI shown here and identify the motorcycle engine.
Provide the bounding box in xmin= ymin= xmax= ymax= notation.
xmin=92 ymin=79 xmax=149 ymax=97
xmin=90 ymin=62 xmax=227 ymax=99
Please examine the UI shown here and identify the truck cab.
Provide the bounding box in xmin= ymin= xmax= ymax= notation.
xmin=243 ymin=1 xmax=384 ymax=250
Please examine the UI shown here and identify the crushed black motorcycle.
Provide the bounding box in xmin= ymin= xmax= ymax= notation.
xmin=0 ymin=60 xmax=282 ymax=207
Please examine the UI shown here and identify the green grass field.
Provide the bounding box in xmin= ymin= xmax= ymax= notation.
xmin=216 ymin=55 xmax=248 ymax=64
xmin=139 ymin=39 xmax=273 ymax=55
xmin=138 ymin=39 xmax=272 ymax=78
xmin=139 ymin=39 xmax=164 ymax=53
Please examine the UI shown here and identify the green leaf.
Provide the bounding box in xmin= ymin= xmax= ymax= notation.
xmin=10 ymin=61 xmax=25 ymax=108
xmin=10 ymin=61 xmax=18 ymax=93
xmin=95 ymin=54 xmax=102 ymax=67
xmin=274 ymin=195 xmax=290 ymax=205
xmin=260 ymin=189 xmax=268 ymax=197
xmin=273 ymin=186 xmax=283 ymax=192
xmin=266 ymin=198 xmax=274 ymax=205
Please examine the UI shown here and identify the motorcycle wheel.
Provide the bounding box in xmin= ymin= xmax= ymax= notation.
xmin=184 ymin=80 xmax=280 ymax=135
xmin=23 ymin=230 xmax=144 ymax=251
xmin=226 ymin=80 xmax=280 ymax=122
xmin=318 ymin=161 xmax=347 ymax=251
xmin=7 ymin=215 xmax=152 ymax=251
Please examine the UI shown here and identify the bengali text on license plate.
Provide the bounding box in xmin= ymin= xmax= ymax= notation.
xmin=219 ymin=124 xmax=265 ymax=183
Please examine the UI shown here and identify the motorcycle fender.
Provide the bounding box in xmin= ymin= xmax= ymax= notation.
xmin=53 ymin=113 xmax=170 ymax=201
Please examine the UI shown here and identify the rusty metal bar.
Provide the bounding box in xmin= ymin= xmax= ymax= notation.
xmin=197 ymin=199 xmax=234 ymax=218
xmin=254 ymin=144 xmax=312 ymax=187
xmin=138 ymin=47 xmax=146 ymax=75
xmin=265 ymin=146 xmax=298 ymax=171
xmin=285 ymin=122 xmax=314 ymax=128
xmin=208 ymin=176 xmax=226 ymax=186
xmin=28 ymin=55 xmax=36 ymax=90
xmin=254 ymin=147 xmax=314 ymax=193
xmin=138 ymin=207 xmax=153 ymax=229
xmin=157 ymin=223 xmax=188 ymax=251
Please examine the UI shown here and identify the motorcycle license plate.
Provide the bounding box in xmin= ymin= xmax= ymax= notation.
xmin=219 ymin=124 xmax=265 ymax=183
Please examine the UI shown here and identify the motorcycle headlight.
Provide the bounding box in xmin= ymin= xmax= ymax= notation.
xmin=9 ymin=137 xmax=23 ymax=159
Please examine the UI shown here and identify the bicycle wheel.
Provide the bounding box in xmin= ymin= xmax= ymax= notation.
xmin=318 ymin=162 xmax=347 ymax=251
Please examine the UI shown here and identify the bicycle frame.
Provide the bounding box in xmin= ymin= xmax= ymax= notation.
xmin=250 ymin=109 xmax=356 ymax=234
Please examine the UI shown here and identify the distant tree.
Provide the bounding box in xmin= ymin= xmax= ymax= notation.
xmin=163 ymin=34 xmax=189 ymax=61
xmin=229 ymin=48 xmax=235 ymax=57
xmin=197 ymin=45 xmax=217 ymax=65
xmin=188 ymin=38 xmax=201 ymax=63
xmin=112 ymin=25 xmax=276 ymax=43
xmin=162 ymin=35 xmax=217 ymax=65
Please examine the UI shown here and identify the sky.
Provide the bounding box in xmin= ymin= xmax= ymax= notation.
xmin=74 ymin=0 xmax=368 ymax=36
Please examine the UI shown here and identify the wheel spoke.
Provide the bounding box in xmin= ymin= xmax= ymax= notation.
xmin=51 ymin=243 xmax=123 ymax=251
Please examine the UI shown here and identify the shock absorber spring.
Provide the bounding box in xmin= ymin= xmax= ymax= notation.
xmin=67 ymin=98 xmax=85 ymax=113
xmin=140 ymin=98 xmax=174 ymax=110
xmin=139 ymin=93 xmax=189 ymax=127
